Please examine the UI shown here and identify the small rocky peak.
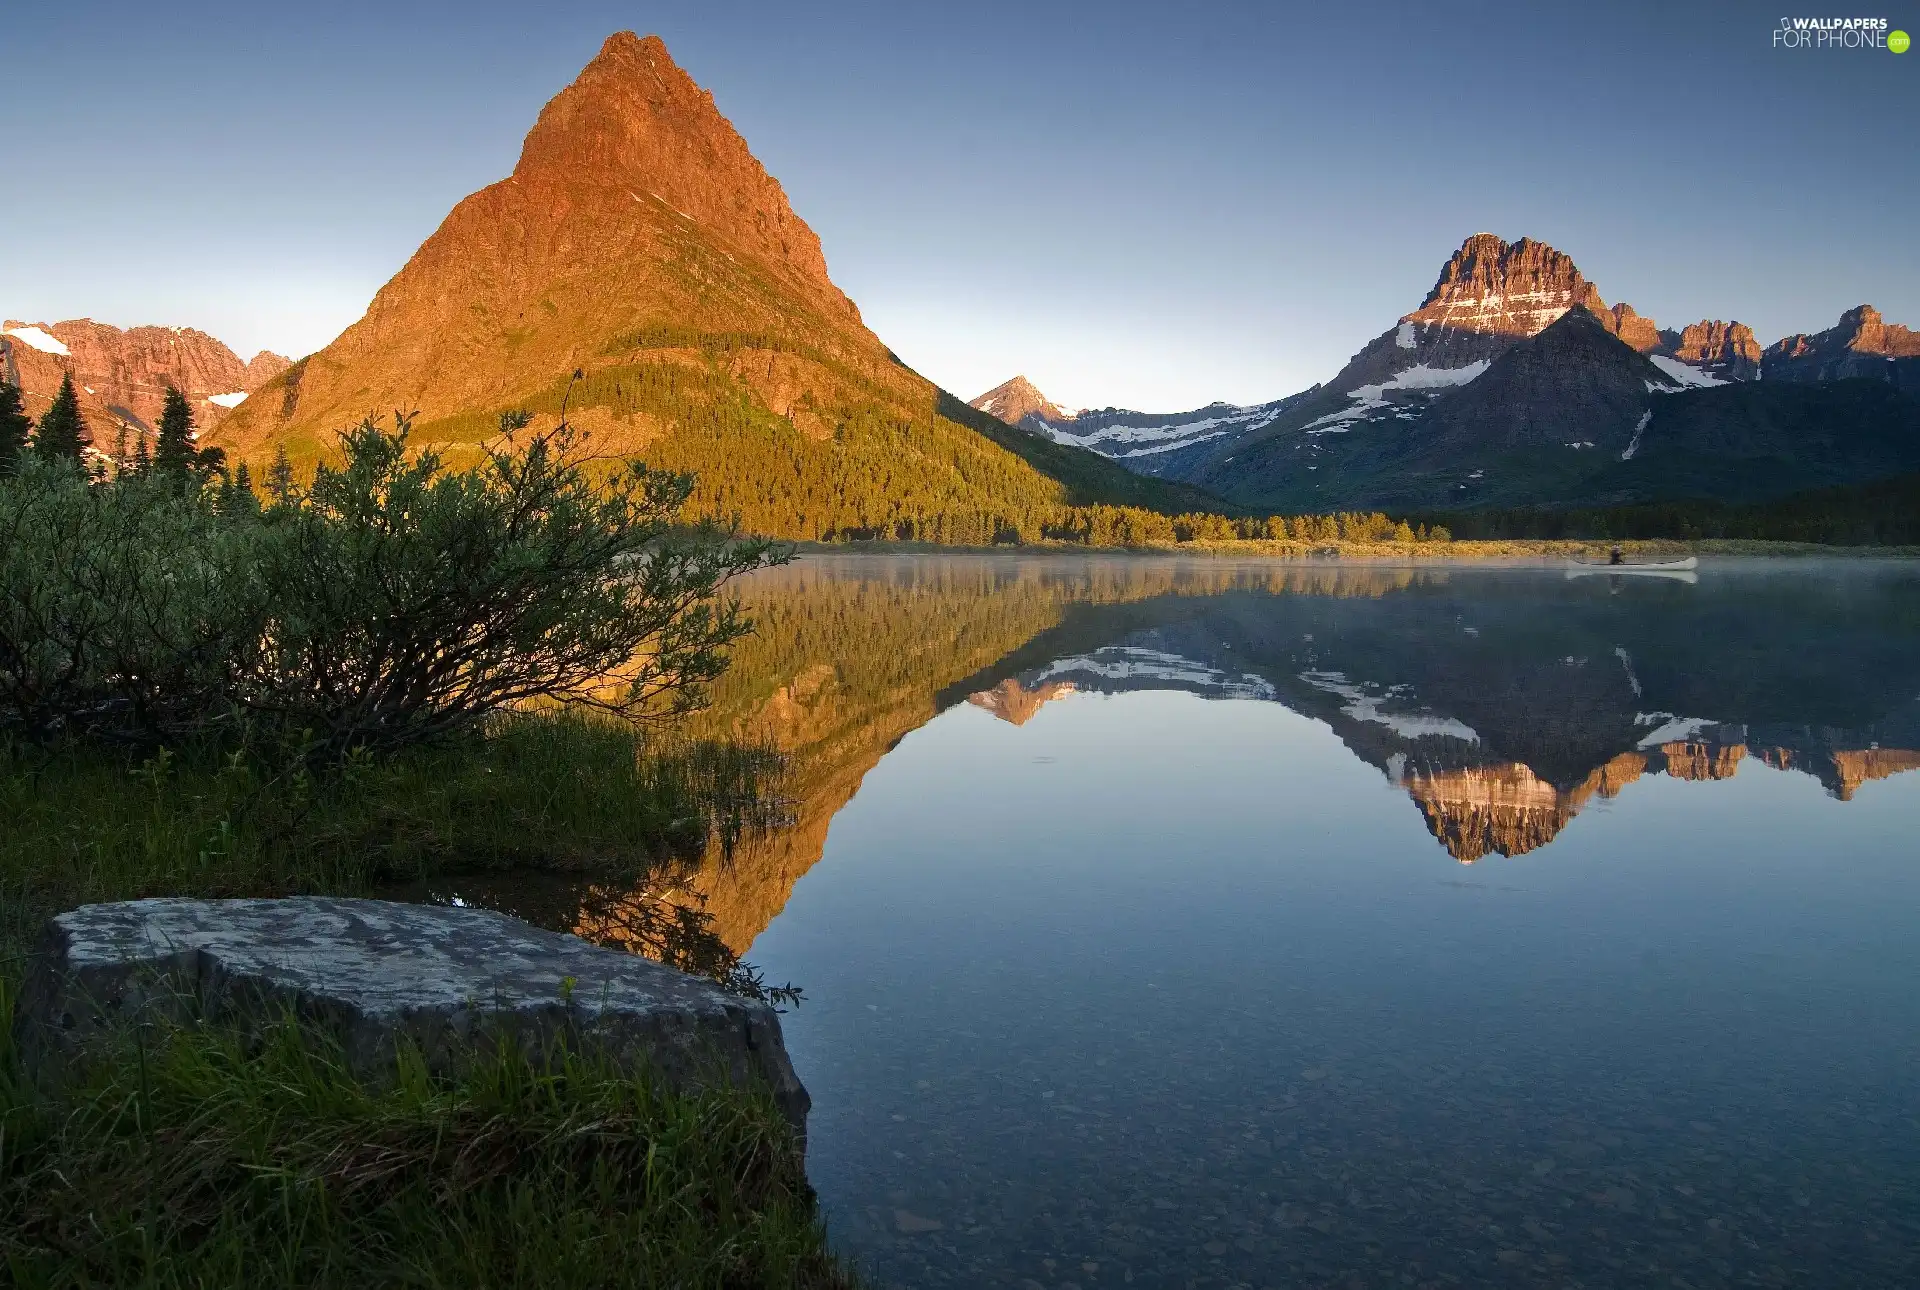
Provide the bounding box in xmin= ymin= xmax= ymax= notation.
xmin=1834 ymin=305 xmax=1920 ymax=356
xmin=970 ymin=375 xmax=1069 ymax=426
xmin=1671 ymin=320 xmax=1762 ymax=379
xmin=245 ymin=351 xmax=293 ymax=389
xmin=1604 ymin=303 xmax=1665 ymax=353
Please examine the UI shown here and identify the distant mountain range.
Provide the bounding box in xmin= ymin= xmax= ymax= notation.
xmin=1 ymin=319 xmax=287 ymax=444
xmin=973 ymin=233 xmax=1920 ymax=512
xmin=12 ymin=40 xmax=1916 ymax=526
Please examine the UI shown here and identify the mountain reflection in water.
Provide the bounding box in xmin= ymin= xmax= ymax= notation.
xmin=442 ymin=555 xmax=1920 ymax=1287
xmin=622 ymin=555 xmax=1920 ymax=948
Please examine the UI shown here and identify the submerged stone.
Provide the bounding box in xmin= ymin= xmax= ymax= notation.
xmin=13 ymin=897 xmax=809 ymax=1136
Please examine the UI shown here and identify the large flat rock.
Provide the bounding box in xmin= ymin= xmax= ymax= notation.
xmin=13 ymin=897 xmax=808 ymax=1136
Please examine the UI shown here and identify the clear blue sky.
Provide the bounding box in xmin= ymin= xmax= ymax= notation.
xmin=4 ymin=0 xmax=1915 ymax=410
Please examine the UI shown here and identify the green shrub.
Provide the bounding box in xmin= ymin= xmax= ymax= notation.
xmin=0 ymin=457 xmax=256 ymax=742
xmin=0 ymin=414 xmax=787 ymax=757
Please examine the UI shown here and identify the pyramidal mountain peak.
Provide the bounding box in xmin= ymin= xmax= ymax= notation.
xmin=210 ymin=32 xmax=1209 ymax=534
xmin=509 ymin=32 xmax=841 ymax=300
xmin=211 ymin=30 xmax=955 ymax=453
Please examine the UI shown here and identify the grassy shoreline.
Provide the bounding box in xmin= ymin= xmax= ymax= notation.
xmin=0 ymin=715 xmax=854 ymax=1288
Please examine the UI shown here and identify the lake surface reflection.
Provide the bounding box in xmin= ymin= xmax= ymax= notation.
xmin=490 ymin=556 xmax=1920 ymax=1286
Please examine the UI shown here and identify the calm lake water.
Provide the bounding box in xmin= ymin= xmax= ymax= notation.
xmin=471 ymin=555 xmax=1920 ymax=1287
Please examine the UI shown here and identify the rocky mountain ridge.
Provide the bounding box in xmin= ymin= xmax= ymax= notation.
xmin=1672 ymin=319 xmax=1763 ymax=381
xmin=1765 ymin=305 xmax=1920 ymax=392
xmin=974 ymin=233 xmax=1786 ymax=485
xmin=2 ymin=318 xmax=289 ymax=445
xmin=977 ymin=231 xmax=1918 ymax=512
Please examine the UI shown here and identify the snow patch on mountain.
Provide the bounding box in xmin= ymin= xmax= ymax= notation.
xmin=1620 ymin=410 xmax=1652 ymax=461
xmin=1635 ymin=714 xmax=1717 ymax=747
xmin=206 ymin=391 xmax=249 ymax=408
xmin=4 ymin=326 xmax=69 ymax=356
xmin=1647 ymin=354 xmax=1726 ymax=389
xmin=1303 ymin=360 xmax=1490 ymax=432
xmin=1115 ymin=430 xmax=1233 ymax=458
xmin=1418 ymin=290 xmax=1572 ymax=333
xmin=1042 ymin=405 xmax=1276 ymax=454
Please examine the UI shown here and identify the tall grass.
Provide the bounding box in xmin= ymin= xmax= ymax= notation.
xmin=0 ymin=1000 xmax=847 ymax=1288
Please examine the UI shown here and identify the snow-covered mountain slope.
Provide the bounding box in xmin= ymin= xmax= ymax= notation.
xmin=967 ymin=382 xmax=1319 ymax=483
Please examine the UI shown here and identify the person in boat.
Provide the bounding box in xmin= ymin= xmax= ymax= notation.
xmin=1608 ymin=545 xmax=1624 ymax=566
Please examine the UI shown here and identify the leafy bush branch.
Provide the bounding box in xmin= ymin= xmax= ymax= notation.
xmin=0 ymin=412 xmax=789 ymax=758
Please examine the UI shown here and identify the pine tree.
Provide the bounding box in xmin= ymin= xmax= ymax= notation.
xmin=33 ymin=373 xmax=87 ymax=463
xmin=0 ymin=379 xmax=30 ymax=475
xmin=133 ymin=430 xmax=152 ymax=475
xmin=154 ymin=385 xmax=196 ymax=478
xmin=266 ymin=443 xmax=294 ymax=502
xmin=218 ymin=460 xmax=259 ymax=519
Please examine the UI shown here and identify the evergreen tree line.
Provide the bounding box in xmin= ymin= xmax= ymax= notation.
xmin=1412 ymin=474 xmax=1920 ymax=546
xmin=410 ymin=359 xmax=1458 ymax=548
xmin=8 ymin=369 xmax=1453 ymax=549
xmin=0 ymin=374 xmax=232 ymax=488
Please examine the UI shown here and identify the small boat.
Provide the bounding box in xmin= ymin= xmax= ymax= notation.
xmin=1566 ymin=555 xmax=1697 ymax=572
xmin=1565 ymin=555 xmax=1698 ymax=583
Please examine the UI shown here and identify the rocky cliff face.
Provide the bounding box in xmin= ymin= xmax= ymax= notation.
xmin=1765 ymin=305 xmax=1920 ymax=391
xmin=1604 ymin=303 xmax=1665 ymax=353
xmin=244 ymin=350 xmax=292 ymax=389
xmin=1669 ymin=320 xmax=1762 ymax=382
xmin=1405 ymin=233 xmax=1605 ymax=339
xmin=1 ymin=318 xmax=288 ymax=444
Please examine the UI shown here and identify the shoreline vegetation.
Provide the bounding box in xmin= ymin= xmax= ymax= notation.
xmin=0 ymin=409 xmax=855 ymax=1286
xmin=789 ymin=536 xmax=1920 ymax=560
